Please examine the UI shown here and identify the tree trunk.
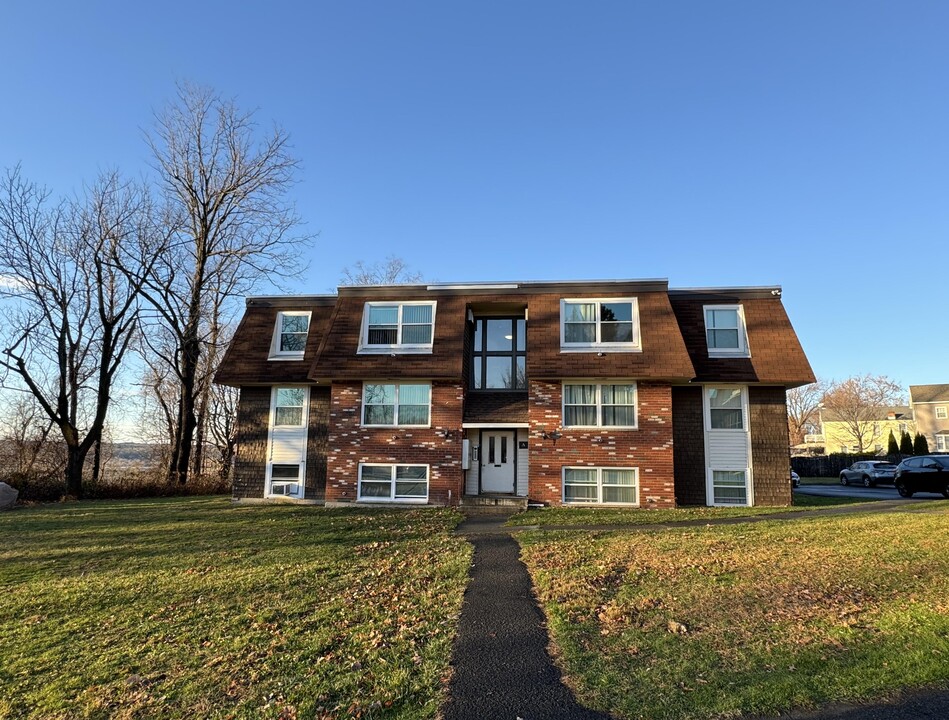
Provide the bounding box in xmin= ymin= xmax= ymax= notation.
xmin=91 ymin=437 xmax=102 ymax=486
xmin=172 ymin=333 xmax=200 ymax=485
xmin=193 ymin=389 xmax=208 ymax=477
xmin=65 ymin=444 xmax=86 ymax=499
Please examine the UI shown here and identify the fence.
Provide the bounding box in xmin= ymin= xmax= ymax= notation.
xmin=791 ymin=453 xmax=904 ymax=478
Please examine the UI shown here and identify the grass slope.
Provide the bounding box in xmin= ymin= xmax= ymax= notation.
xmin=0 ymin=497 xmax=471 ymax=720
xmin=520 ymin=501 xmax=949 ymax=719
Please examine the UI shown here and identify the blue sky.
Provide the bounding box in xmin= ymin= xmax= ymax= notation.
xmin=2 ymin=1 xmax=948 ymax=390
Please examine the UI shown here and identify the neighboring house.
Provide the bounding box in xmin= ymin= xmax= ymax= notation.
xmin=214 ymin=279 xmax=814 ymax=509
xmin=814 ymin=407 xmax=915 ymax=456
xmin=910 ymin=385 xmax=949 ymax=453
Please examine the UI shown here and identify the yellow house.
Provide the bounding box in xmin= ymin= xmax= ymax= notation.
xmin=813 ymin=406 xmax=915 ymax=455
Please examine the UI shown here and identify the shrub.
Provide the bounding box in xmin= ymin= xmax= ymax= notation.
xmin=913 ymin=433 xmax=930 ymax=455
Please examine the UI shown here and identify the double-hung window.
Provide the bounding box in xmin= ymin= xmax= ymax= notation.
xmin=563 ymin=382 xmax=637 ymax=428
xmin=704 ymin=305 xmax=749 ymax=356
xmin=270 ymin=311 xmax=311 ymax=359
xmin=471 ymin=317 xmax=527 ymax=390
xmin=358 ymin=464 xmax=429 ymax=502
xmin=273 ymin=387 xmax=307 ymax=427
xmin=362 ymin=383 xmax=431 ymax=426
xmin=563 ymin=467 xmax=638 ymax=505
xmin=936 ymin=406 xmax=948 ymax=420
xmin=561 ymin=298 xmax=640 ymax=350
xmin=707 ymin=387 xmax=744 ymax=429
xmin=359 ymin=301 xmax=436 ymax=353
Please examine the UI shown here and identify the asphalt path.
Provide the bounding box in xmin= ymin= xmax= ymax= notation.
xmin=796 ymin=483 xmax=947 ymax=501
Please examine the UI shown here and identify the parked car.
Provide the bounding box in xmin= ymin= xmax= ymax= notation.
xmin=790 ymin=469 xmax=800 ymax=488
xmin=894 ymin=455 xmax=949 ymax=498
xmin=839 ymin=461 xmax=898 ymax=487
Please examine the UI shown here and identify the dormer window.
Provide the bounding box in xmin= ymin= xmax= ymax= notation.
xmin=704 ymin=305 xmax=749 ymax=357
xmin=359 ymin=301 xmax=436 ymax=354
xmin=560 ymin=298 xmax=640 ymax=351
xmin=270 ymin=311 xmax=311 ymax=360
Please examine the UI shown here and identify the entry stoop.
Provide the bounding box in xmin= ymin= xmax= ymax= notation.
xmin=460 ymin=495 xmax=529 ymax=514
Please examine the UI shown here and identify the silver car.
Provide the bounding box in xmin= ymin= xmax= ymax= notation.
xmin=839 ymin=461 xmax=897 ymax=487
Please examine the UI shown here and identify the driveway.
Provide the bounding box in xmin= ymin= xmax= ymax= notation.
xmin=795 ymin=484 xmax=946 ymax=501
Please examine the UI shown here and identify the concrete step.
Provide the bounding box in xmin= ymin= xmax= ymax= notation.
xmin=460 ymin=495 xmax=528 ymax=514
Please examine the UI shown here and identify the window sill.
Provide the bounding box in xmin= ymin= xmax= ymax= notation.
xmin=562 ymin=501 xmax=641 ymax=507
xmin=360 ymin=424 xmax=432 ymax=430
xmin=562 ymin=426 xmax=639 ymax=431
xmin=268 ymin=354 xmax=306 ymax=361
xmin=707 ymin=350 xmax=751 ymax=358
xmin=356 ymin=497 xmax=428 ymax=504
xmin=357 ymin=347 xmax=433 ymax=355
xmin=560 ymin=346 xmax=642 ymax=354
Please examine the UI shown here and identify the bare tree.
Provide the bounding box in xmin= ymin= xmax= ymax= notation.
xmin=820 ymin=374 xmax=905 ymax=454
xmin=0 ymin=168 xmax=164 ymax=497
xmin=142 ymin=82 xmax=310 ymax=486
xmin=787 ymin=381 xmax=824 ymax=445
xmin=207 ymin=382 xmax=239 ymax=481
xmin=340 ymin=255 xmax=423 ymax=286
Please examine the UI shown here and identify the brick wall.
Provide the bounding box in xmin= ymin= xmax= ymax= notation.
xmin=325 ymin=380 xmax=465 ymax=505
xmin=233 ymin=387 xmax=270 ymax=499
xmin=527 ymin=380 xmax=676 ymax=507
xmin=672 ymin=386 xmax=706 ymax=505
xmin=750 ymin=386 xmax=792 ymax=506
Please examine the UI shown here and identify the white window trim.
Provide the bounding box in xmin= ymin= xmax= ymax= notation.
xmin=703 ymin=304 xmax=750 ymax=358
xmin=561 ymin=381 xmax=639 ymax=429
xmin=936 ymin=435 xmax=948 ymax=452
xmin=703 ymin=385 xmax=749 ymax=433
xmin=269 ymin=311 xmax=312 ymax=361
xmin=357 ymin=301 xmax=437 ymax=354
xmin=559 ymin=298 xmax=641 ymax=352
xmin=702 ymin=385 xmax=753 ymax=507
xmin=265 ymin=385 xmax=310 ymax=499
xmin=357 ymin=463 xmax=430 ymax=503
xmin=360 ymin=381 xmax=433 ymax=428
xmin=936 ymin=406 xmax=948 ymax=419
xmin=562 ymin=466 xmax=640 ymax=506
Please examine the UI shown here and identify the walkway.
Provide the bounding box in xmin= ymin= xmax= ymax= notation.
xmin=442 ymin=502 xmax=949 ymax=720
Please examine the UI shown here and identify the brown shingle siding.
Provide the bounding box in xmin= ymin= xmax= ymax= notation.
xmin=750 ymin=386 xmax=792 ymax=506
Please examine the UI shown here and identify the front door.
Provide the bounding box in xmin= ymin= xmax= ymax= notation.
xmin=481 ymin=430 xmax=516 ymax=494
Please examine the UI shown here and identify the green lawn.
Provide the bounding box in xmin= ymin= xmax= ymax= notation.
xmin=519 ymin=501 xmax=949 ymax=719
xmin=507 ymin=493 xmax=866 ymax=527
xmin=0 ymin=497 xmax=471 ymax=720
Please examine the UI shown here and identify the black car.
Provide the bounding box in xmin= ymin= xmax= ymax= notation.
xmin=839 ymin=461 xmax=897 ymax=487
xmin=893 ymin=455 xmax=949 ymax=498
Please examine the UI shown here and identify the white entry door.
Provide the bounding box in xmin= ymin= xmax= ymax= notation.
xmin=481 ymin=430 xmax=516 ymax=493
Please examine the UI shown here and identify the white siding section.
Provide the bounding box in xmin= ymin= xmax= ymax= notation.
xmin=465 ymin=437 xmax=480 ymax=495
xmin=271 ymin=431 xmax=307 ymax=463
xmin=516 ymin=429 xmax=529 ymax=497
xmin=705 ymin=431 xmax=749 ymax=469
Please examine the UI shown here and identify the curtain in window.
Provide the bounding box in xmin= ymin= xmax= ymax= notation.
xmin=564 ymin=384 xmax=597 ymax=426
xmin=564 ymin=302 xmax=596 ymax=343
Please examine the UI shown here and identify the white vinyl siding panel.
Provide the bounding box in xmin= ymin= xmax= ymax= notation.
xmin=516 ymin=429 xmax=529 ymax=497
xmin=703 ymin=385 xmax=753 ymax=507
xmin=266 ymin=386 xmax=309 ymax=499
xmin=705 ymin=431 xmax=750 ymax=469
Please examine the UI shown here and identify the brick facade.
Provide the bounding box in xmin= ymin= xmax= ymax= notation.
xmin=527 ymin=380 xmax=676 ymax=507
xmin=750 ymin=386 xmax=792 ymax=506
xmin=671 ymin=386 xmax=706 ymax=506
xmin=325 ymin=380 xmax=465 ymax=505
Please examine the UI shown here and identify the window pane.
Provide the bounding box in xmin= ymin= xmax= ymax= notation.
xmin=564 ymin=484 xmax=598 ymax=502
xmin=395 ymin=481 xmax=427 ymax=497
xmin=472 ymin=356 xmax=483 ymax=388
xmin=368 ymin=306 xmax=398 ymax=325
xmin=280 ymin=333 xmax=307 ymax=352
xmin=600 ymin=302 xmax=632 ymax=322
xmin=601 ymin=322 xmax=633 ymax=343
xmin=565 ymin=468 xmax=598 ymax=484
xmin=274 ymin=407 xmax=303 ymax=426
xmin=276 ymin=388 xmax=306 ymax=407
xmin=602 ymin=384 xmax=635 ymax=404
xmin=360 ymin=482 xmax=392 ymax=498
xmin=708 ymin=328 xmax=740 ymax=349
xmin=516 ymin=319 xmax=526 ymax=351
xmin=399 ymin=384 xmax=430 ymax=405
xmin=271 ymin=464 xmax=300 ymax=479
xmin=486 ymin=356 xmax=514 ymax=389
xmin=564 ymin=385 xmax=596 ymax=404
xmin=515 ymin=356 xmax=527 ymax=389
xmin=474 ymin=320 xmax=483 ymax=351
xmin=564 ymin=406 xmax=598 ymax=426
xmin=709 ymin=388 xmax=742 ymax=410
xmin=364 ymin=405 xmax=395 ymax=425
xmin=364 ymin=384 xmax=396 ymax=405
xmin=486 ymin=319 xmax=513 ymax=351
xmin=282 ymin=315 xmax=309 ymax=333
xmin=602 ymin=469 xmax=635 ymax=486
xmin=398 ymin=405 xmax=429 ymax=425
xmin=564 ymin=323 xmax=596 ymax=344
xmin=709 ymin=309 xmax=738 ymax=329
xmin=402 ymin=305 xmax=432 ymax=324
xmin=710 ymin=408 xmax=743 ymax=429
xmin=396 ymin=465 xmax=427 ymax=480
xmin=602 ymin=485 xmax=635 ymax=504
xmin=402 ymin=323 xmax=433 ymax=344
xmin=602 ymin=406 xmax=636 ymax=426
xmin=564 ymin=302 xmax=596 ymax=322
xmin=367 ymin=327 xmax=398 ymax=345
xmin=362 ymin=466 xmax=392 ymax=482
